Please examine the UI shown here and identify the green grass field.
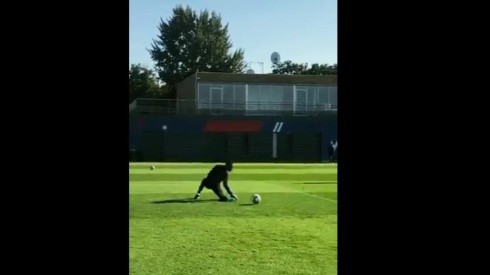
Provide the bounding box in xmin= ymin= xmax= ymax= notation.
xmin=130 ymin=162 xmax=337 ymax=275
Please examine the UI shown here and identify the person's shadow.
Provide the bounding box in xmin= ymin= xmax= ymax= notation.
xmin=152 ymin=199 xmax=256 ymax=205
xmin=152 ymin=198 xmax=216 ymax=204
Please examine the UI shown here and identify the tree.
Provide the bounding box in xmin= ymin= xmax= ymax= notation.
xmin=271 ymin=60 xmax=308 ymax=75
xmin=305 ymin=63 xmax=337 ymax=75
xmin=129 ymin=64 xmax=160 ymax=103
xmin=272 ymin=61 xmax=337 ymax=75
xmin=149 ymin=5 xmax=246 ymax=98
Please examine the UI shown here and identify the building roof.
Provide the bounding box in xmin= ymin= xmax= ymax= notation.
xmin=194 ymin=72 xmax=337 ymax=85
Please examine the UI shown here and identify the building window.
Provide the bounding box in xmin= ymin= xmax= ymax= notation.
xmin=247 ymin=85 xmax=260 ymax=114
xmin=210 ymin=85 xmax=223 ymax=113
xmin=198 ymin=84 xmax=210 ymax=110
xmin=223 ymin=84 xmax=234 ymax=110
xmin=235 ymin=85 xmax=246 ymax=112
xmin=294 ymin=87 xmax=308 ymax=115
xmin=197 ymin=82 xmax=336 ymax=115
xmin=328 ymin=86 xmax=338 ymax=110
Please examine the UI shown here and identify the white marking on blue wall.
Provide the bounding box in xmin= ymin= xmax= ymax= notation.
xmin=277 ymin=122 xmax=284 ymax=133
xmin=272 ymin=122 xmax=279 ymax=132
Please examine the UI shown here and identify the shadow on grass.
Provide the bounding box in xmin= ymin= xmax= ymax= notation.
xmin=152 ymin=198 xmax=217 ymax=204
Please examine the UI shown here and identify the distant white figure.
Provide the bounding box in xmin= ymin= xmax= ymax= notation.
xmin=327 ymin=140 xmax=338 ymax=163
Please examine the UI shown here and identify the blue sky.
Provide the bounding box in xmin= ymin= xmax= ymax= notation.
xmin=130 ymin=0 xmax=337 ymax=74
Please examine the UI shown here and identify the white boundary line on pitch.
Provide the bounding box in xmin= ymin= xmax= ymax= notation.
xmin=272 ymin=182 xmax=338 ymax=203
xmin=296 ymin=191 xmax=337 ymax=202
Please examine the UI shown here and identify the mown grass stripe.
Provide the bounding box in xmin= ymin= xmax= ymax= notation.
xmin=130 ymin=163 xmax=337 ymax=170
xmin=130 ymin=169 xmax=337 ymax=174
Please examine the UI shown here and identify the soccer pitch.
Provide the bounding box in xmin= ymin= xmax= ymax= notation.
xmin=130 ymin=163 xmax=337 ymax=275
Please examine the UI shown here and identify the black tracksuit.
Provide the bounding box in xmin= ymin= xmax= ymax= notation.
xmin=196 ymin=164 xmax=233 ymax=201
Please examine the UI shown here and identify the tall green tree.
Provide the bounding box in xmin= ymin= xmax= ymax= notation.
xmin=272 ymin=61 xmax=337 ymax=75
xmin=149 ymin=5 xmax=246 ymax=98
xmin=129 ymin=64 xmax=160 ymax=103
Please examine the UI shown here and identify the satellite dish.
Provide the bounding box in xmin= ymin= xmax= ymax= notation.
xmin=271 ymin=52 xmax=281 ymax=64
xmin=246 ymin=69 xmax=255 ymax=74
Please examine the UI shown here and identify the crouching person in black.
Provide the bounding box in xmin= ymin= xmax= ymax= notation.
xmin=193 ymin=161 xmax=238 ymax=202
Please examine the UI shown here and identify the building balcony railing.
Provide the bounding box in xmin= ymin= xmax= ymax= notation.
xmin=131 ymin=98 xmax=337 ymax=116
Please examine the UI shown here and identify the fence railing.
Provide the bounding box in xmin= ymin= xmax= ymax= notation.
xmin=132 ymin=98 xmax=337 ymax=116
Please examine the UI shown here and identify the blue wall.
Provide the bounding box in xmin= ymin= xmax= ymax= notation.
xmin=129 ymin=114 xmax=337 ymax=161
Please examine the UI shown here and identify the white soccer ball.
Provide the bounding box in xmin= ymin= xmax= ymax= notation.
xmin=251 ymin=194 xmax=261 ymax=204
xmin=150 ymin=165 xmax=155 ymax=170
